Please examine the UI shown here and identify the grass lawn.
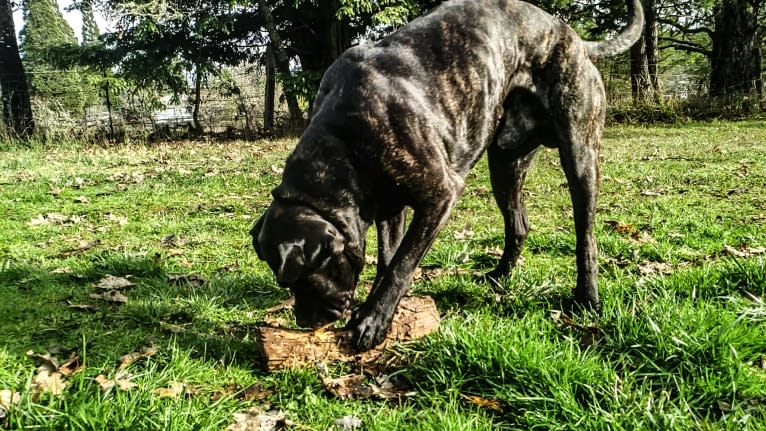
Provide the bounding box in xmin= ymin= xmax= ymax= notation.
xmin=1 ymin=120 xmax=765 ymax=430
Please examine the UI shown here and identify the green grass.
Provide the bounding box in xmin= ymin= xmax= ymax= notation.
xmin=1 ymin=121 xmax=765 ymax=430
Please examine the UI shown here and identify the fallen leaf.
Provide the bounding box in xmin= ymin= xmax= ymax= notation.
xmin=117 ymin=346 xmax=157 ymax=370
xmin=723 ymin=244 xmax=766 ymax=258
xmin=227 ymin=408 xmax=292 ymax=431
xmin=323 ymin=374 xmax=414 ymax=401
xmin=61 ymin=239 xmax=100 ymax=256
xmin=167 ymin=273 xmax=206 ymax=288
xmin=52 ymin=267 xmax=72 ymax=274
xmin=90 ymin=290 xmax=128 ymax=304
xmin=269 ymin=165 xmax=283 ymax=175
xmin=265 ymin=297 xmax=294 ymax=313
xmin=0 ymin=389 xmax=20 ymax=407
xmin=604 ymin=220 xmax=639 ymax=237
xmin=334 ymin=415 xmax=363 ymax=431
xmin=637 ymin=261 xmax=673 ymax=276
xmin=152 ymin=381 xmax=187 ymax=398
xmin=95 ymin=372 xmax=138 ymax=393
xmin=74 ymin=196 xmax=89 ymax=204
xmin=96 ymin=275 xmax=135 ymax=290
xmin=48 ymin=187 xmax=62 ymax=196
xmin=460 ymin=393 xmax=504 ymax=413
xmin=241 ymin=383 xmax=273 ymax=401
xmin=30 ymin=366 xmax=66 ymax=396
xmin=453 ymin=224 xmax=474 ymax=240
xmin=365 ymin=255 xmax=378 ymax=265
xmin=57 ymin=353 xmax=83 ymax=377
xmin=323 ymin=374 xmax=373 ymax=400
xmin=28 ymin=213 xmax=82 ymax=226
xmin=104 ymin=213 xmax=128 ymax=225
xmin=66 ymin=301 xmax=99 ymax=313
xmin=160 ymin=234 xmax=187 ymax=247
xmin=26 ymin=350 xmax=58 ymax=370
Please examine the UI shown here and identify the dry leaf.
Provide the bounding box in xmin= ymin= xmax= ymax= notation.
xmin=637 ymin=261 xmax=673 ymax=276
xmin=26 ymin=351 xmax=58 ymax=370
xmin=604 ymin=220 xmax=638 ymax=236
xmin=334 ymin=415 xmax=363 ymax=431
xmin=160 ymin=234 xmax=187 ymax=247
xmin=58 ymin=353 xmax=83 ymax=377
xmin=0 ymin=389 xmax=20 ymax=407
xmin=104 ymin=213 xmax=129 ymax=225
xmin=117 ymin=347 xmax=157 ymax=370
xmin=28 ymin=213 xmax=82 ymax=226
xmin=97 ymin=275 xmax=135 ymax=290
xmin=323 ymin=374 xmax=373 ymax=400
xmin=31 ymin=366 xmax=66 ymax=396
xmin=227 ymin=408 xmax=292 ymax=431
xmin=453 ymin=224 xmax=474 ymax=240
xmin=723 ymin=244 xmax=766 ymax=258
xmin=95 ymin=373 xmax=138 ymax=393
xmin=323 ymin=374 xmax=413 ymax=401
xmin=265 ymin=297 xmax=295 ymax=313
xmin=67 ymin=301 xmax=98 ymax=313
xmin=90 ymin=290 xmax=128 ymax=304
xmin=167 ymin=273 xmax=206 ymax=288
xmin=74 ymin=196 xmax=89 ymax=204
xmin=460 ymin=393 xmax=504 ymax=413
xmin=241 ymin=383 xmax=273 ymax=402
xmin=152 ymin=381 xmax=187 ymax=398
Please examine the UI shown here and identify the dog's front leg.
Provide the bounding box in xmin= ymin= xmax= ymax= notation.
xmin=347 ymin=197 xmax=458 ymax=351
xmin=372 ymin=210 xmax=407 ymax=290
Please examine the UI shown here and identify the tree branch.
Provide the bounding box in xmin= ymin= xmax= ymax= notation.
xmin=659 ymin=37 xmax=712 ymax=57
xmin=657 ymin=18 xmax=714 ymax=38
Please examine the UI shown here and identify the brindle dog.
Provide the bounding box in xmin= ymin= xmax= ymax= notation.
xmin=252 ymin=0 xmax=644 ymax=351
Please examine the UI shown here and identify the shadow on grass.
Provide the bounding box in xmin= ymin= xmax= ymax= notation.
xmin=0 ymin=251 xmax=288 ymax=372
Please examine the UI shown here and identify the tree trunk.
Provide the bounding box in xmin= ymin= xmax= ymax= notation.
xmin=643 ymin=0 xmax=660 ymax=101
xmin=0 ymin=0 xmax=35 ymax=137
xmin=710 ymin=0 xmax=762 ymax=98
xmin=629 ymin=0 xmax=659 ymax=103
xmin=263 ymin=43 xmax=276 ymax=132
xmin=192 ymin=64 xmax=203 ymax=134
xmin=257 ymin=0 xmax=302 ymax=122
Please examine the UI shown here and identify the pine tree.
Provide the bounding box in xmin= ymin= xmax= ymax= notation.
xmin=20 ymin=0 xmax=95 ymax=116
xmin=0 ymin=0 xmax=35 ymax=137
xmin=81 ymin=0 xmax=99 ymax=45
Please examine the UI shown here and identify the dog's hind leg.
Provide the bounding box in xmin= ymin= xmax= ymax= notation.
xmin=553 ymin=65 xmax=605 ymax=312
xmin=486 ymin=144 xmax=537 ymax=281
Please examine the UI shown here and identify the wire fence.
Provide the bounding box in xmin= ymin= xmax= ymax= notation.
xmin=2 ymin=64 xmax=764 ymax=141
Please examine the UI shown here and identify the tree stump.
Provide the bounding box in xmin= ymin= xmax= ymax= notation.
xmin=255 ymin=296 xmax=440 ymax=371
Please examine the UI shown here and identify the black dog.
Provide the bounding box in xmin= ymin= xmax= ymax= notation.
xmin=252 ymin=0 xmax=644 ymax=351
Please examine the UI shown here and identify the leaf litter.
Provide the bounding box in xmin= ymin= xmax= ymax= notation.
xmin=227 ymin=407 xmax=293 ymax=431
xmin=26 ymin=350 xmax=83 ymax=397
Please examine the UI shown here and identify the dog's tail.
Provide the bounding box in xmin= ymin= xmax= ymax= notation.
xmin=584 ymin=0 xmax=644 ymax=60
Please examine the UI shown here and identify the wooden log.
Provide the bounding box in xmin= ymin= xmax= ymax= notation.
xmin=255 ymin=296 xmax=440 ymax=371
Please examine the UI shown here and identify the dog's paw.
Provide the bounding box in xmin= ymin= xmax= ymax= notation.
xmin=345 ymin=307 xmax=393 ymax=352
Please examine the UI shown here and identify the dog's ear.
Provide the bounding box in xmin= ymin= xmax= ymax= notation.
xmin=250 ymin=215 xmax=266 ymax=260
xmin=276 ymin=240 xmax=307 ymax=285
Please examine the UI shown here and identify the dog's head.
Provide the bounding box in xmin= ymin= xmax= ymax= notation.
xmin=251 ymin=200 xmax=360 ymax=327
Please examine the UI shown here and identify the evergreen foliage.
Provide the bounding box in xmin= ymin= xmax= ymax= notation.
xmin=19 ymin=0 xmax=98 ymax=116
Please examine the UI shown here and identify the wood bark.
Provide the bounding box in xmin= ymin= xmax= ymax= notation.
xmin=710 ymin=0 xmax=762 ymax=98
xmin=0 ymin=0 xmax=34 ymax=137
xmin=256 ymin=296 xmax=441 ymax=371
xmin=630 ymin=0 xmax=660 ymax=103
xmin=256 ymin=0 xmax=302 ymax=122
xmin=263 ymin=43 xmax=275 ymax=131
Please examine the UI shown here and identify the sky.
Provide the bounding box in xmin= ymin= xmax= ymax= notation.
xmin=12 ymin=0 xmax=111 ymax=42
